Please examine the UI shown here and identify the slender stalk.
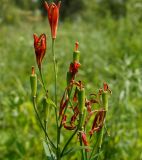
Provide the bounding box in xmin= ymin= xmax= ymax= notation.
xmin=39 ymin=67 xmax=47 ymax=96
xmin=96 ymin=147 xmax=101 ymax=160
xmin=32 ymin=96 xmax=56 ymax=150
xmin=85 ymin=150 xmax=88 ymax=160
xmin=52 ymin=39 xmax=59 ymax=159
xmin=89 ymin=138 xmax=98 ymax=160
xmin=57 ymin=86 xmax=73 ymax=158
xmin=44 ymin=120 xmax=54 ymax=160
xmin=78 ymin=112 xmax=85 ymax=160
xmin=60 ymin=128 xmax=78 ymax=157
xmin=56 ymin=86 xmax=73 ymax=159
xmin=89 ymin=122 xmax=105 ymax=160
xmin=38 ymin=68 xmax=54 ymax=158
xmin=52 ymin=39 xmax=58 ymax=124
xmin=79 ymin=132 xmax=85 ymax=160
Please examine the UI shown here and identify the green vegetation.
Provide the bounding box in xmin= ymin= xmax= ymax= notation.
xmin=0 ymin=0 xmax=142 ymax=160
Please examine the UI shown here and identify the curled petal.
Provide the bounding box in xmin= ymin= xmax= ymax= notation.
xmin=59 ymin=99 xmax=68 ymax=116
xmin=81 ymin=132 xmax=90 ymax=152
xmin=73 ymin=87 xmax=78 ymax=102
xmin=33 ymin=33 xmax=46 ymax=68
xmin=64 ymin=124 xmax=76 ymax=130
xmin=85 ymin=98 xmax=99 ymax=113
xmin=61 ymin=115 xmax=67 ymax=125
xmin=89 ymin=110 xmax=106 ymax=136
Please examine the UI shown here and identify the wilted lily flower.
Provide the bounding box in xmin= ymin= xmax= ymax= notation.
xmin=99 ymin=82 xmax=112 ymax=95
xmin=89 ymin=110 xmax=106 ymax=136
xmin=44 ymin=1 xmax=61 ymax=39
xmin=80 ymin=132 xmax=90 ymax=152
xmin=69 ymin=61 xmax=81 ymax=80
xmin=33 ymin=34 xmax=46 ymax=69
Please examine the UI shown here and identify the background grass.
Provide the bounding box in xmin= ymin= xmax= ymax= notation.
xmin=0 ymin=1 xmax=142 ymax=160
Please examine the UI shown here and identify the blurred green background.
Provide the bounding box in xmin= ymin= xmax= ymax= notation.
xmin=0 ymin=0 xmax=142 ymax=159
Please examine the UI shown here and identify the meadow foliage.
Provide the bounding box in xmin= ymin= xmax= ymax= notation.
xmin=0 ymin=0 xmax=142 ymax=160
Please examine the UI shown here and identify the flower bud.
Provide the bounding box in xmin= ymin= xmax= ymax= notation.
xmin=30 ymin=66 xmax=37 ymax=97
xmin=44 ymin=1 xmax=61 ymax=39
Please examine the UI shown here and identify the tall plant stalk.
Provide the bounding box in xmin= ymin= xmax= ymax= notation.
xmin=52 ymin=39 xmax=60 ymax=159
xmin=39 ymin=67 xmax=48 ymax=97
xmin=32 ymin=96 xmax=56 ymax=151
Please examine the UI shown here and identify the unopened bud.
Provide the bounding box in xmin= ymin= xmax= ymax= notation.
xmin=30 ymin=66 xmax=37 ymax=97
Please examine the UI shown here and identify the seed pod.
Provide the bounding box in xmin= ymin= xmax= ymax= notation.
xmin=78 ymin=87 xmax=85 ymax=129
xmin=73 ymin=51 xmax=80 ymax=62
xmin=78 ymin=88 xmax=85 ymax=113
xmin=102 ymin=91 xmax=108 ymax=111
xmin=73 ymin=42 xmax=80 ymax=62
xmin=80 ymin=107 xmax=87 ymax=129
xmin=30 ymin=66 xmax=37 ymax=97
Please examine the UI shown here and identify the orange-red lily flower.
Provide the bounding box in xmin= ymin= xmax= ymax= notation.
xmin=44 ymin=1 xmax=61 ymax=39
xmin=33 ymin=33 xmax=46 ymax=69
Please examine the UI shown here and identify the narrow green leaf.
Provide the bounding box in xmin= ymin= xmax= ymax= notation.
xmin=47 ymin=156 xmax=53 ymax=160
xmin=45 ymin=98 xmax=57 ymax=108
xmin=90 ymin=150 xmax=103 ymax=160
xmin=42 ymin=141 xmax=56 ymax=160
xmin=42 ymin=141 xmax=50 ymax=157
xmin=62 ymin=146 xmax=91 ymax=157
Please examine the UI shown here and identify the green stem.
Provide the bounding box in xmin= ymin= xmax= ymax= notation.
xmin=39 ymin=67 xmax=47 ymax=96
xmin=79 ymin=132 xmax=85 ymax=160
xmin=89 ymin=138 xmax=98 ymax=160
xmin=57 ymin=86 xmax=73 ymax=159
xmin=52 ymin=39 xmax=59 ymax=158
xmin=32 ymin=96 xmax=56 ymax=150
xmin=85 ymin=150 xmax=88 ymax=160
xmin=60 ymin=128 xmax=78 ymax=157
xmin=52 ymin=39 xmax=58 ymax=113
xmin=44 ymin=120 xmax=54 ymax=160
xmin=96 ymin=147 xmax=101 ymax=160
